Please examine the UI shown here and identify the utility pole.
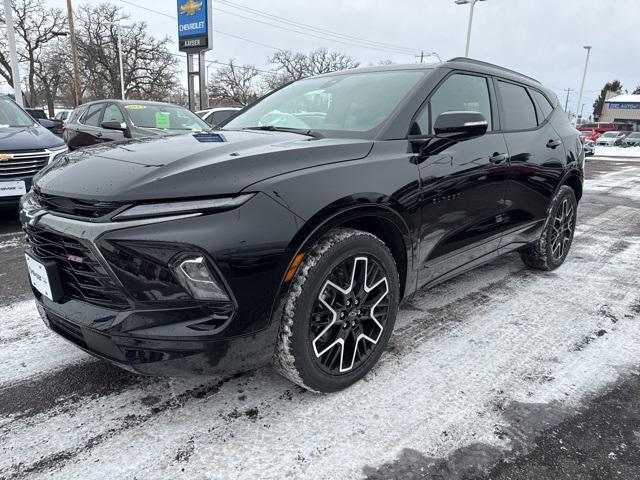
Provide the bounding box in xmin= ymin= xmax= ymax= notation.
xmin=2 ymin=0 xmax=23 ymax=107
xmin=66 ymin=0 xmax=82 ymax=107
xmin=415 ymin=51 xmax=425 ymax=63
xmin=564 ymin=88 xmax=573 ymax=112
xmin=574 ymin=46 xmax=592 ymax=127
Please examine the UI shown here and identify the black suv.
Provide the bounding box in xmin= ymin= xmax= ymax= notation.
xmin=20 ymin=58 xmax=583 ymax=392
xmin=63 ymin=100 xmax=211 ymax=150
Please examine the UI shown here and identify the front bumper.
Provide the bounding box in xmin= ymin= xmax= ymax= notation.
xmin=23 ymin=192 xmax=301 ymax=375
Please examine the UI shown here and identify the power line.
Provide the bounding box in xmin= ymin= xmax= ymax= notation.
xmin=217 ymin=0 xmax=422 ymax=55
xmin=214 ymin=6 xmax=418 ymax=56
xmin=114 ymin=0 xmax=428 ymax=58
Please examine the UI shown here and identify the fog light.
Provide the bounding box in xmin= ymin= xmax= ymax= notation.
xmin=172 ymin=256 xmax=230 ymax=302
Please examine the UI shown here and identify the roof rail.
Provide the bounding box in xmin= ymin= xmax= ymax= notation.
xmin=446 ymin=57 xmax=541 ymax=84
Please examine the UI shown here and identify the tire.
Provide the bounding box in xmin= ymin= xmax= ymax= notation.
xmin=273 ymin=228 xmax=400 ymax=393
xmin=520 ymin=185 xmax=577 ymax=271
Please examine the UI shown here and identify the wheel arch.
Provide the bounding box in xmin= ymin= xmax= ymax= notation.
xmin=559 ymin=169 xmax=583 ymax=202
xmin=279 ymin=204 xmax=414 ymax=306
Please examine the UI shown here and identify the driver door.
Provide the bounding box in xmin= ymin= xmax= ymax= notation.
xmin=415 ymin=72 xmax=511 ymax=287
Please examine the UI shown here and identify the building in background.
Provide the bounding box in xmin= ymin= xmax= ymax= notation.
xmin=598 ymin=93 xmax=640 ymax=131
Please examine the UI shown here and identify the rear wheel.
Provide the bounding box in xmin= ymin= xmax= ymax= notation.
xmin=273 ymin=228 xmax=400 ymax=393
xmin=520 ymin=185 xmax=577 ymax=271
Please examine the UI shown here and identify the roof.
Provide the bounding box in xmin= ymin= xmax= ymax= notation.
xmin=606 ymin=94 xmax=640 ymax=103
xmin=316 ymin=57 xmax=541 ymax=87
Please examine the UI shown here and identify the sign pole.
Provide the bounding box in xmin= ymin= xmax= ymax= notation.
xmin=199 ymin=51 xmax=208 ymax=110
xmin=187 ymin=53 xmax=196 ymax=112
xmin=2 ymin=0 xmax=24 ymax=107
xmin=177 ymin=0 xmax=213 ymax=111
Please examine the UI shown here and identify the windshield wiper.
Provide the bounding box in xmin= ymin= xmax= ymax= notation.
xmin=242 ymin=126 xmax=323 ymax=139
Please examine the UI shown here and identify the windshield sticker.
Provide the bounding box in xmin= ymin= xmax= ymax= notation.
xmin=155 ymin=112 xmax=171 ymax=129
xmin=125 ymin=104 xmax=146 ymax=110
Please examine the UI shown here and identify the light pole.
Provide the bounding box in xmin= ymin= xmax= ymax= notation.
xmin=574 ymin=46 xmax=592 ymax=126
xmin=105 ymin=21 xmax=132 ymax=100
xmin=455 ymin=0 xmax=486 ymax=57
xmin=2 ymin=0 xmax=23 ymax=106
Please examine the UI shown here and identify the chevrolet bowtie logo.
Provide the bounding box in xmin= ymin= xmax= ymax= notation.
xmin=180 ymin=0 xmax=203 ymax=16
xmin=0 ymin=154 xmax=12 ymax=162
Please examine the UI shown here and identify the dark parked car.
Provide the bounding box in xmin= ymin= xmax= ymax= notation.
xmin=0 ymin=96 xmax=67 ymax=208
xmin=20 ymin=59 xmax=583 ymax=392
xmin=25 ymin=108 xmax=63 ymax=137
xmin=63 ymin=100 xmax=211 ymax=150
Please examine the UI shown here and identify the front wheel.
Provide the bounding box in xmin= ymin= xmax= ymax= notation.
xmin=520 ymin=185 xmax=577 ymax=271
xmin=273 ymin=228 xmax=400 ymax=393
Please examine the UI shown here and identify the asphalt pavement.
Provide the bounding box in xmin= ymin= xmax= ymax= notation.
xmin=0 ymin=157 xmax=639 ymax=479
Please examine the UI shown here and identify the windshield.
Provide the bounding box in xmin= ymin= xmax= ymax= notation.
xmin=628 ymin=133 xmax=640 ymax=138
xmin=124 ymin=103 xmax=210 ymax=131
xmin=602 ymin=132 xmax=620 ymax=137
xmin=224 ymin=70 xmax=427 ymax=137
xmin=0 ymin=97 xmax=36 ymax=128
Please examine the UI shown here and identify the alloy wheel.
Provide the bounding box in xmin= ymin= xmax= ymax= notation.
xmin=550 ymin=198 xmax=575 ymax=260
xmin=310 ymin=256 xmax=390 ymax=374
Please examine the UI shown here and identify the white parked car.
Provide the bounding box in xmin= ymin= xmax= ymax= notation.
xmin=195 ymin=107 xmax=241 ymax=127
xmin=596 ymin=131 xmax=626 ymax=146
xmin=623 ymin=132 xmax=640 ymax=147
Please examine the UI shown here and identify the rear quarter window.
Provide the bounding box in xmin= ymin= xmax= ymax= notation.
xmin=530 ymin=90 xmax=554 ymax=122
xmin=498 ymin=81 xmax=538 ymax=131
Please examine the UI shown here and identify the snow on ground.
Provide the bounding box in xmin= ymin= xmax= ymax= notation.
xmin=0 ymin=164 xmax=639 ymax=479
xmin=594 ymin=145 xmax=640 ymax=158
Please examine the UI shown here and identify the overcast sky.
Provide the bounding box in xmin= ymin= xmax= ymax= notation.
xmin=34 ymin=0 xmax=640 ymax=114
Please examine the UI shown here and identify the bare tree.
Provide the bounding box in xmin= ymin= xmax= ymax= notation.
xmin=0 ymin=0 xmax=67 ymax=106
xmin=75 ymin=3 xmax=179 ymax=101
xmin=34 ymin=38 xmax=70 ymax=116
xmin=266 ymin=48 xmax=359 ymax=89
xmin=208 ymin=60 xmax=261 ymax=105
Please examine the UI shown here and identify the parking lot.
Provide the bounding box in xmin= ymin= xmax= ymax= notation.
xmin=0 ymin=156 xmax=639 ymax=479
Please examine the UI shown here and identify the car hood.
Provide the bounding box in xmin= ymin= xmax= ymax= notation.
xmin=0 ymin=126 xmax=65 ymax=151
xmin=34 ymin=130 xmax=373 ymax=201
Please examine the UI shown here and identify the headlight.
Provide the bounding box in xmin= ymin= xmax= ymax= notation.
xmin=48 ymin=146 xmax=68 ymax=164
xmin=113 ymin=194 xmax=255 ymax=221
xmin=171 ymin=255 xmax=230 ymax=302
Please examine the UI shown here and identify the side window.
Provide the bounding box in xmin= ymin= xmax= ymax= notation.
xmin=209 ymin=110 xmax=236 ymax=126
xmin=103 ymin=104 xmax=125 ymax=123
xmin=530 ymin=90 xmax=554 ymax=122
xmin=82 ymin=104 xmax=104 ymax=127
xmin=414 ymin=73 xmax=492 ymax=135
xmin=498 ymin=81 xmax=537 ymax=130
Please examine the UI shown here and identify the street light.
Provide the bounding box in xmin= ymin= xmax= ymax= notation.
xmin=575 ymin=46 xmax=592 ymax=126
xmin=454 ymin=0 xmax=486 ymax=57
xmin=104 ymin=21 xmax=133 ymax=100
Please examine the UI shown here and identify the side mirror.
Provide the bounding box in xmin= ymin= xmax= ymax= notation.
xmin=101 ymin=121 xmax=128 ymax=131
xmin=433 ymin=111 xmax=488 ymax=141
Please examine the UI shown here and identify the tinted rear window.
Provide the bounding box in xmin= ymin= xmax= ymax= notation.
xmin=498 ymin=81 xmax=538 ymax=130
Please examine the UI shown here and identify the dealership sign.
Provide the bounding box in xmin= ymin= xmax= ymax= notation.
xmin=609 ymin=102 xmax=640 ymax=110
xmin=177 ymin=0 xmax=213 ymax=52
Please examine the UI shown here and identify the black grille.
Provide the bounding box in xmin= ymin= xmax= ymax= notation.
xmin=25 ymin=225 xmax=130 ymax=309
xmin=33 ymin=190 xmax=122 ymax=220
xmin=0 ymin=150 xmax=49 ymax=179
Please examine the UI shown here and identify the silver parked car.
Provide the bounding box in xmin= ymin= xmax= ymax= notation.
xmin=596 ymin=131 xmax=626 ymax=146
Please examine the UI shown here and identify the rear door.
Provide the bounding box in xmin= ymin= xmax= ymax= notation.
xmin=416 ymin=72 xmax=511 ymax=287
xmin=496 ymin=80 xmax=565 ymax=251
xmin=69 ymin=103 xmax=106 ymax=149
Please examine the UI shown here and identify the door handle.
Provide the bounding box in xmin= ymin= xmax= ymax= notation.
xmin=95 ymin=132 xmax=103 ymax=138
xmin=489 ymin=153 xmax=508 ymax=164
xmin=546 ymin=139 xmax=561 ymax=149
